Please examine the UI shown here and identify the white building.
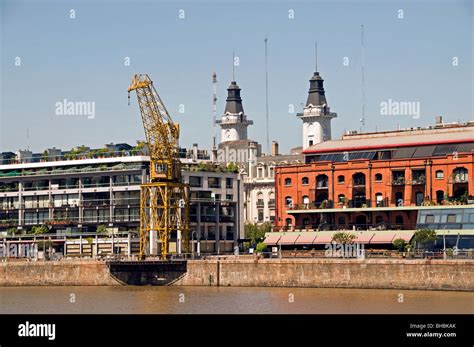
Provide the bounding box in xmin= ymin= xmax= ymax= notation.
xmin=297 ymin=72 xmax=337 ymax=150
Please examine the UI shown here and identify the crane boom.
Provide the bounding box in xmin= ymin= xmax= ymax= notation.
xmin=128 ymin=74 xmax=181 ymax=181
xmin=128 ymin=74 xmax=189 ymax=258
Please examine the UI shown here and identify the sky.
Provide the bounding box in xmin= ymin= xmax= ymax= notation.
xmin=0 ymin=0 xmax=473 ymax=154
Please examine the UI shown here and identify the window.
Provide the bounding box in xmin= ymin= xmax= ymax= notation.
xmin=337 ymin=175 xmax=345 ymax=183
xmin=309 ymin=140 xmax=314 ymax=146
xmin=268 ymin=166 xmax=275 ymax=178
xmin=452 ymin=167 xmax=468 ymax=183
xmin=257 ymin=192 xmax=264 ymax=207
xmin=447 ymin=214 xmax=456 ymax=223
xmin=316 ymin=175 xmax=328 ymax=188
xmin=214 ymin=194 xmax=221 ymax=201
xmin=303 ymin=196 xmax=310 ymax=205
xmin=375 ymin=193 xmax=384 ymax=207
xmin=257 ymin=167 xmax=264 ymax=178
xmin=426 ymin=214 xmax=435 ymax=223
xmin=285 ymin=196 xmax=293 ymax=207
xmin=395 ymin=215 xmax=404 ymax=225
xmin=226 ymin=194 xmax=233 ymax=201
xmin=436 ymin=190 xmax=444 ymax=204
xmin=208 ymin=177 xmax=221 ymax=188
xmin=352 ymin=173 xmax=366 ymax=186
xmin=302 ymin=177 xmax=309 ymax=185
xmin=226 ymin=178 xmax=233 ymax=189
xmin=375 ymin=173 xmax=382 ymax=181
xmin=189 ymin=176 xmax=202 ymax=187
xmin=285 ymin=218 xmax=292 ymax=227
xmin=258 ymin=209 xmax=264 ymax=222
xmin=435 ymin=170 xmax=444 ymax=179
xmin=284 ymin=178 xmax=292 ymax=186
xmin=338 ymin=194 xmax=345 ymax=204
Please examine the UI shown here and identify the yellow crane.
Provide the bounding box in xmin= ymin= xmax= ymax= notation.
xmin=128 ymin=74 xmax=189 ymax=259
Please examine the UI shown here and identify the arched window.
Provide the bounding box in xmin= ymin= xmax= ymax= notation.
xmin=285 ymin=218 xmax=292 ymax=227
xmin=375 ymin=192 xmax=384 ymax=206
xmin=285 ymin=196 xmax=293 ymax=207
xmin=375 ymin=173 xmax=383 ymax=181
xmin=302 ymin=195 xmax=310 ymax=205
xmin=284 ymin=178 xmax=292 ymax=186
xmin=436 ymin=190 xmax=444 ymax=204
xmin=316 ymin=174 xmax=328 ymax=188
xmin=452 ymin=167 xmax=468 ymax=183
xmin=337 ymin=175 xmax=345 ymax=183
xmin=257 ymin=192 xmax=264 ymax=207
xmin=352 ymin=172 xmax=366 ymax=186
xmin=338 ymin=194 xmax=345 ymax=204
xmin=435 ymin=170 xmax=444 ymax=179
xmin=302 ymin=177 xmax=309 ymax=185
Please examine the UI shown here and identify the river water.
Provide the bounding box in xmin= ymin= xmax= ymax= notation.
xmin=0 ymin=286 xmax=472 ymax=314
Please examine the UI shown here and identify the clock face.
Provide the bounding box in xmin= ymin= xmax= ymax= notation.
xmin=225 ymin=130 xmax=231 ymax=139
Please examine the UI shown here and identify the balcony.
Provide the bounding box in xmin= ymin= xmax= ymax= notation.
xmin=256 ymin=200 xmax=264 ymax=208
xmin=411 ymin=177 xmax=426 ymax=185
xmin=268 ymin=199 xmax=275 ymax=208
xmin=391 ymin=177 xmax=406 ymax=186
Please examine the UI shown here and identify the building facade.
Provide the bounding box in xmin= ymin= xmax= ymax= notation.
xmin=0 ymin=144 xmax=243 ymax=254
xmin=273 ymin=122 xmax=474 ymax=248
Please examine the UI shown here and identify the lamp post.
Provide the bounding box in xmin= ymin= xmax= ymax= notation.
xmin=191 ymin=231 xmax=196 ymax=259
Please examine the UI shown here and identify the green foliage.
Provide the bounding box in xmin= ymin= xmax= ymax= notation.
xmin=244 ymin=222 xmax=270 ymax=246
xmin=256 ymin=242 xmax=267 ymax=253
xmin=331 ymin=231 xmax=356 ymax=244
xmin=96 ymin=225 xmax=108 ymax=233
xmin=6 ymin=227 xmax=16 ymax=236
xmin=37 ymin=240 xmax=54 ymax=252
xmin=31 ymin=225 xmax=49 ymax=235
xmin=392 ymin=238 xmax=406 ymax=251
xmin=412 ymin=228 xmax=437 ymax=248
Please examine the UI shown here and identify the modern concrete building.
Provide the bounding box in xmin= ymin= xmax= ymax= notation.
xmin=0 ymin=143 xmax=243 ymax=254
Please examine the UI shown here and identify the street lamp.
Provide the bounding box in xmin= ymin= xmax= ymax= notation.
xmin=191 ymin=231 xmax=196 ymax=259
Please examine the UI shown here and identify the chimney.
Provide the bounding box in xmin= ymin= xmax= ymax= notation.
xmin=271 ymin=141 xmax=279 ymax=156
xmin=435 ymin=116 xmax=443 ymax=126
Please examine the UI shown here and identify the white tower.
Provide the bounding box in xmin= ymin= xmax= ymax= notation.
xmin=297 ymin=72 xmax=337 ymax=149
xmin=216 ymin=81 xmax=253 ymax=143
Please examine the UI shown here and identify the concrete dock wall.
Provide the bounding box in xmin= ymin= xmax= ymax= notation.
xmin=174 ymin=258 xmax=474 ymax=291
xmin=0 ymin=260 xmax=119 ymax=286
xmin=0 ymin=259 xmax=473 ymax=291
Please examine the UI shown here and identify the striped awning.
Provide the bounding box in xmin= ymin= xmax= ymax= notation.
xmin=294 ymin=233 xmax=318 ymax=245
xmin=393 ymin=231 xmax=415 ymax=242
xmin=370 ymin=232 xmax=397 ymax=244
xmin=278 ymin=233 xmax=300 ymax=245
xmin=355 ymin=232 xmax=375 ymax=244
xmin=263 ymin=233 xmax=281 ymax=246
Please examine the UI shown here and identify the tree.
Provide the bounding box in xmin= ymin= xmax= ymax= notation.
xmin=256 ymin=242 xmax=267 ymax=253
xmin=412 ymin=228 xmax=437 ymax=250
xmin=392 ymin=238 xmax=406 ymax=252
xmin=331 ymin=231 xmax=356 ymax=244
xmin=244 ymin=222 xmax=270 ymax=246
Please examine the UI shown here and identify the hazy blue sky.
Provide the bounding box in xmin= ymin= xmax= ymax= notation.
xmin=1 ymin=0 xmax=472 ymax=154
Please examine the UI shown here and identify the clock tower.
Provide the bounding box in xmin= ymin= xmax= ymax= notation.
xmin=216 ymin=80 xmax=253 ymax=142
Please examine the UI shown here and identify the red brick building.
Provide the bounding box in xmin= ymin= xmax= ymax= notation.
xmin=274 ymin=122 xmax=474 ymax=235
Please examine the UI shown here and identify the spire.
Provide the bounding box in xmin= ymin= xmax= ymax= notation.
xmin=224 ymin=81 xmax=244 ymax=114
xmin=305 ymin=72 xmax=327 ymax=107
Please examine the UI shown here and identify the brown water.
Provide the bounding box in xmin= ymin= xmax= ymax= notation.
xmin=0 ymin=286 xmax=473 ymax=314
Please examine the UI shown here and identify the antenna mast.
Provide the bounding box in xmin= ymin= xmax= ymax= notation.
xmin=360 ymin=24 xmax=366 ymax=131
xmin=264 ymin=37 xmax=270 ymax=154
xmin=212 ymin=72 xmax=218 ymax=161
